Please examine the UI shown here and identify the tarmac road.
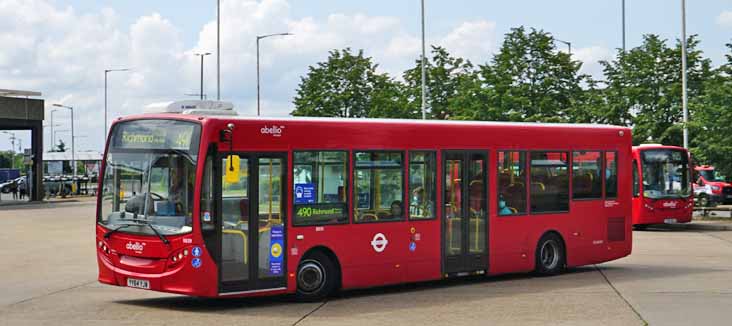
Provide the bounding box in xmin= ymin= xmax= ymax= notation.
xmin=1 ymin=201 xmax=731 ymax=325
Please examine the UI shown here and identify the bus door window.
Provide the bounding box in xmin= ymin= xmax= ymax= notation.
xmin=354 ymin=152 xmax=404 ymax=222
xmin=497 ymin=151 xmax=527 ymax=215
xmin=258 ymin=157 xmax=284 ymax=280
xmin=220 ymin=155 xmax=250 ymax=283
xmin=468 ymin=154 xmax=486 ymax=254
xmin=444 ymin=157 xmax=462 ymax=255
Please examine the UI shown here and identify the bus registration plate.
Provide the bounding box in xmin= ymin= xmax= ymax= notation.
xmin=664 ymin=218 xmax=677 ymax=224
xmin=127 ymin=278 xmax=150 ymax=289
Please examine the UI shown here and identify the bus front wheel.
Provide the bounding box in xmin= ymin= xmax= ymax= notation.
xmin=534 ymin=233 xmax=566 ymax=276
xmin=296 ymin=251 xmax=337 ymax=301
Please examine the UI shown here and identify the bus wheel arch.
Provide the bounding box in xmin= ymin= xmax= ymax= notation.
xmin=533 ymin=230 xmax=567 ymax=276
xmin=296 ymin=246 xmax=341 ymax=301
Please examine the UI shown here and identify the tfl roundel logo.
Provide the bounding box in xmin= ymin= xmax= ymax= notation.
xmin=371 ymin=233 xmax=389 ymax=253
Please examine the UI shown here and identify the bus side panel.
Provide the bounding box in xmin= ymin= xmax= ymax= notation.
xmin=488 ymin=216 xmax=534 ymax=275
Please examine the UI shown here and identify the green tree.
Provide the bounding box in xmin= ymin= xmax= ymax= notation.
xmin=600 ymin=34 xmax=713 ymax=145
xmin=691 ymin=42 xmax=732 ymax=177
xmin=292 ymin=48 xmax=406 ymax=118
xmin=402 ymin=46 xmax=476 ymax=119
xmin=470 ymin=26 xmax=590 ymax=123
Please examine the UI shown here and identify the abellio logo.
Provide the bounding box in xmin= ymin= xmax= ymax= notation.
xmin=261 ymin=125 xmax=284 ymax=137
xmin=126 ymin=241 xmax=146 ymax=252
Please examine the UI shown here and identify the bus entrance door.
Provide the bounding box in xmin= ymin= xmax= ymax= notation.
xmin=218 ymin=153 xmax=287 ymax=294
xmin=442 ymin=151 xmax=488 ymax=275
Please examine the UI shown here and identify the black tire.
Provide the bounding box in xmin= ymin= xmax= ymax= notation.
xmin=698 ymin=194 xmax=709 ymax=207
xmin=534 ymin=233 xmax=566 ymax=276
xmin=296 ymin=251 xmax=338 ymax=301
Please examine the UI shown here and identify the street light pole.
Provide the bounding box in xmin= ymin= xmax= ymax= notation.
xmin=217 ymin=0 xmax=221 ymax=101
xmin=50 ymin=109 xmax=58 ymax=151
xmin=681 ymin=0 xmax=689 ymax=149
xmin=53 ymin=104 xmax=75 ymax=180
xmin=622 ymin=0 xmax=626 ymax=52
xmin=556 ymin=39 xmax=572 ymax=54
xmin=195 ymin=52 xmax=212 ymax=100
xmin=104 ymin=68 xmax=130 ymax=142
xmin=421 ymin=0 xmax=427 ymax=120
xmin=256 ymin=32 xmax=293 ymax=116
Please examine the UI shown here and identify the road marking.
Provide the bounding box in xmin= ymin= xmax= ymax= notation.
xmin=594 ymin=265 xmax=648 ymax=326
xmin=8 ymin=280 xmax=97 ymax=306
xmin=292 ymin=300 xmax=328 ymax=326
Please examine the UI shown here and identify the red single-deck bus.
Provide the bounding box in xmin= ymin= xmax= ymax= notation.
xmin=96 ymin=101 xmax=632 ymax=300
xmin=630 ymin=145 xmax=693 ymax=228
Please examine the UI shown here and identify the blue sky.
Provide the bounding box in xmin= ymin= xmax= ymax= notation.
xmin=1 ymin=0 xmax=731 ymax=153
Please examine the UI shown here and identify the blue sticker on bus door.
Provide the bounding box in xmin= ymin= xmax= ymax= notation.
xmin=269 ymin=225 xmax=284 ymax=275
xmin=294 ymin=183 xmax=315 ymax=204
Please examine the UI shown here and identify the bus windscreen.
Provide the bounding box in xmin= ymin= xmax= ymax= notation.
xmin=641 ymin=149 xmax=690 ymax=199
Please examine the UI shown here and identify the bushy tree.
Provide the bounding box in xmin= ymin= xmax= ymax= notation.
xmin=600 ymin=35 xmax=712 ymax=145
xmin=292 ymin=48 xmax=405 ymax=118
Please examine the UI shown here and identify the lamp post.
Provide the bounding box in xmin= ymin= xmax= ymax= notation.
xmin=556 ymin=39 xmax=572 ymax=54
xmin=195 ymin=52 xmax=212 ymax=100
xmin=421 ymin=0 xmax=427 ymax=120
xmin=622 ymin=0 xmax=626 ymax=52
xmin=681 ymin=0 xmax=689 ymax=149
xmin=217 ymin=0 xmax=221 ymax=101
xmin=257 ymin=32 xmax=293 ymax=116
xmin=52 ymin=104 xmax=75 ymax=180
xmin=50 ymin=109 xmax=58 ymax=151
xmin=104 ymin=68 xmax=130 ymax=141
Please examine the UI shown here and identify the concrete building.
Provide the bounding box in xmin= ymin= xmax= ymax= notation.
xmin=0 ymin=89 xmax=44 ymax=201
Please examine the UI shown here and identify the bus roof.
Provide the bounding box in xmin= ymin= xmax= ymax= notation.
xmin=115 ymin=113 xmax=629 ymax=132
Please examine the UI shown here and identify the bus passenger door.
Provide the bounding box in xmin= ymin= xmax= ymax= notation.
xmin=442 ymin=151 xmax=488 ymax=275
xmin=217 ymin=153 xmax=287 ymax=294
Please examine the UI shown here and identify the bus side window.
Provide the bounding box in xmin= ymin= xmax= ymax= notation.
xmin=530 ymin=151 xmax=569 ymax=213
xmin=292 ymin=151 xmax=348 ymax=226
xmin=497 ymin=151 xmax=526 ymax=216
xmin=409 ymin=152 xmax=436 ymax=220
xmin=572 ymin=151 xmax=602 ymax=200
xmin=354 ymin=151 xmax=404 ymax=223
xmin=605 ymin=152 xmax=618 ymax=198
xmin=632 ymin=160 xmax=640 ymax=198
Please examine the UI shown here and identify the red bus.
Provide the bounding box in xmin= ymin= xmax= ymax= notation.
xmin=96 ymin=101 xmax=632 ymax=299
xmin=630 ymin=145 xmax=693 ymax=228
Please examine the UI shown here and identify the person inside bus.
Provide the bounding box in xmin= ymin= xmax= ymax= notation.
xmin=390 ymin=200 xmax=403 ymax=219
xmin=169 ymin=160 xmax=194 ymax=219
xmin=410 ymin=186 xmax=433 ymax=218
xmin=498 ymin=194 xmax=514 ymax=215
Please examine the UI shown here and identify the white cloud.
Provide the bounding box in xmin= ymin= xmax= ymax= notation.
xmin=573 ymin=46 xmax=613 ymax=80
xmin=0 ymin=0 xmax=502 ymax=151
xmin=717 ymin=11 xmax=732 ymax=27
xmin=439 ymin=20 xmax=497 ymax=63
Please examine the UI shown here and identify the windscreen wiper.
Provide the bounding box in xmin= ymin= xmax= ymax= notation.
xmin=103 ymin=221 xmax=170 ymax=245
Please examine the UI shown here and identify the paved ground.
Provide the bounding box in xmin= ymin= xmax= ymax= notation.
xmin=1 ymin=202 xmax=731 ymax=325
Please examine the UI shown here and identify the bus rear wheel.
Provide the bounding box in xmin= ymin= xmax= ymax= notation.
xmin=534 ymin=233 xmax=565 ymax=276
xmin=296 ymin=251 xmax=337 ymax=301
